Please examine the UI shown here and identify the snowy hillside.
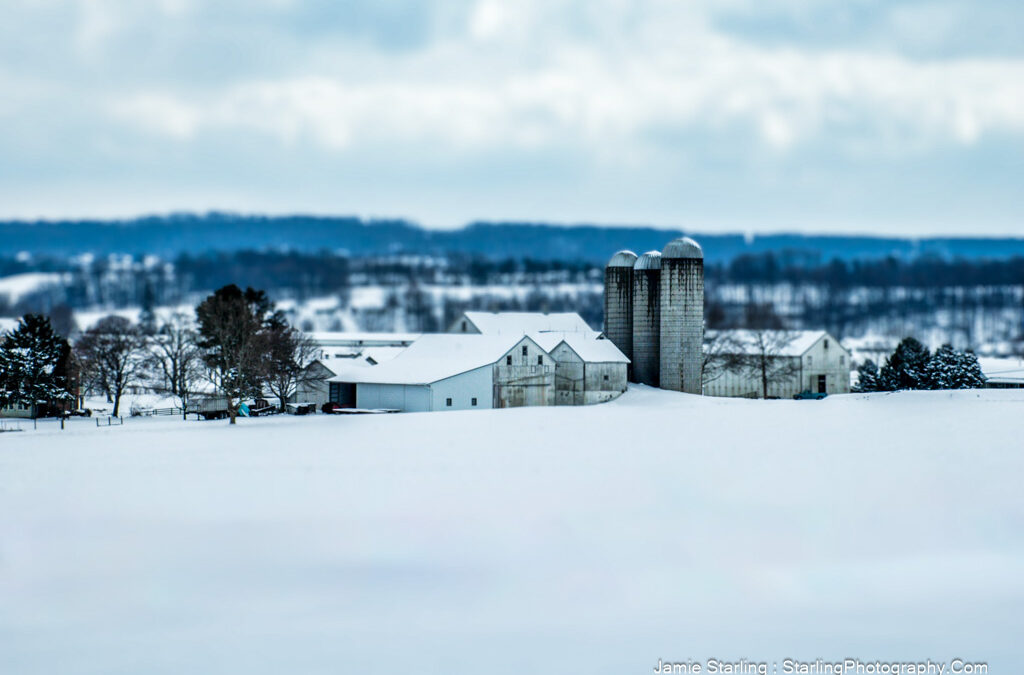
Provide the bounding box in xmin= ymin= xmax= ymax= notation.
xmin=2 ymin=388 xmax=1022 ymax=673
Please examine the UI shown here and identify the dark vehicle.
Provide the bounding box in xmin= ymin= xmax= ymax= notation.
xmin=322 ymin=401 xmax=340 ymax=414
xmin=248 ymin=398 xmax=276 ymax=417
xmin=793 ymin=390 xmax=828 ymax=400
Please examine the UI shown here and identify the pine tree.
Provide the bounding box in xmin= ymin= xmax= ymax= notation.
xmin=853 ymin=359 xmax=880 ymax=392
xmin=0 ymin=314 xmax=74 ymax=416
xmin=924 ymin=344 xmax=958 ymax=389
xmin=951 ymin=349 xmax=986 ymax=389
xmin=879 ymin=337 xmax=931 ymax=390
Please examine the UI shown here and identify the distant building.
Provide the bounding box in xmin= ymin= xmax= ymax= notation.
xmin=449 ymin=311 xmax=593 ymax=335
xmin=978 ymin=357 xmax=1024 ymax=389
xmin=308 ymin=331 xmax=419 ymax=364
xmin=704 ymin=330 xmax=852 ymax=398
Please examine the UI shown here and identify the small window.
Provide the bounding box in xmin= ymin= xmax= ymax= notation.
xmin=603 ymin=374 xmax=609 ymax=381
xmin=471 ymin=397 xmax=477 ymax=406
xmin=506 ymin=355 xmax=512 ymax=365
xmin=446 ymin=398 xmax=452 ymax=407
xmin=537 ymin=355 xmax=543 ymax=365
xmin=840 ymin=355 xmax=845 ymax=365
xmin=807 ymin=356 xmax=813 ymax=365
xmin=824 ymin=339 xmax=829 ymax=349
xmin=461 ymin=321 xmax=467 ymax=332
xmin=522 ymin=346 xmax=528 ymax=356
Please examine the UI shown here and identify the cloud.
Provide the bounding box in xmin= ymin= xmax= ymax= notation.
xmin=106 ymin=4 xmax=1024 ymax=157
xmin=2 ymin=0 xmax=1024 ymax=232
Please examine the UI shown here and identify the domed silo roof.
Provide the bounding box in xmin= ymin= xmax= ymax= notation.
xmin=634 ymin=250 xmax=662 ymax=270
xmin=662 ymin=237 xmax=703 ymax=260
xmin=607 ymin=250 xmax=638 ymax=267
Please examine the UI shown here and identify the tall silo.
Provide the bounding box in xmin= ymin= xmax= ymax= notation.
xmin=604 ymin=250 xmax=637 ymax=376
xmin=659 ymin=237 xmax=704 ymax=394
xmin=632 ymin=251 xmax=661 ymax=387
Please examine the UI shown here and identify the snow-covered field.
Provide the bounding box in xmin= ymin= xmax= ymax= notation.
xmin=2 ymin=388 xmax=1022 ymax=673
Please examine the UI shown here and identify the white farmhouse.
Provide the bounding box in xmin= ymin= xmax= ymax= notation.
xmin=704 ymin=330 xmax=852 ymax=399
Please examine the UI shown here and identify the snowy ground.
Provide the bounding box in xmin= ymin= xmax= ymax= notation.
xmin=2 ymin=388 xmax=1022 ymax=673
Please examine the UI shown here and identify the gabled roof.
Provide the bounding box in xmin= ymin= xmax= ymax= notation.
xmin=329 ymin=334 xmax=540 ymax=385
xmin=556 ymin=334 xmax=630 ymax=363
xmin=708 ymin=330 xmax=843 ymax=357
xmin=530 ymin=331 xmax=628 ymax=363
xmin=460 ymin=311 xmax=592 ymax=335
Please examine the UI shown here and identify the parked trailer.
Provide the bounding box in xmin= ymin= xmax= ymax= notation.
xmin=187 ymin=396 xmax=231 ymax=420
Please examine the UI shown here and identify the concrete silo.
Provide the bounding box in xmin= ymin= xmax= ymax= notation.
xmin=631 ymin=251 xmax=661 ymax=387
xmin=603 ymin=250 xmax=637 ymax=375
xmin=659 ymin=237 xmax=704 ymax=394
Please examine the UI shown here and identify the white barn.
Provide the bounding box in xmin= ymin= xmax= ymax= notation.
xmin=532 ymin=332 xmax=630 ymax=405
xmin=704 ymin=330 xmax=852 ymax=399
xmin=327 ymin=334 xmax=555 ymax=412
xmin=453 ymin=311 xmax=630 ymax=407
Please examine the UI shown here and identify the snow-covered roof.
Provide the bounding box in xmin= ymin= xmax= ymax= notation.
xmin=361 ymin=347 xmax=407 ymax=365
xmin=329 ymin=334 xmax=535 ymax=385
xmin=307 ymin=331 xmax=420 ymax=347
xmin=460 ymin=311 xmax=592 ymax=335
xmin=556 ymin=334 xmax=630 ymax=363
xmin=708 ymin=330 xmax=841 ymax=357
xmin=526 ymin=330 xmax=627 ymax=363
xmin=977 ymin=357 xmax=1024 ymax=384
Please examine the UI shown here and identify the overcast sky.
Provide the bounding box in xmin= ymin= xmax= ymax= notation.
xmin=1 ymin=0 xmax=1022 ymax=235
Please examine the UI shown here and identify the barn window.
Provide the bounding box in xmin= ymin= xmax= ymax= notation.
xmin=446 ymin=398 xmax=452 ymax=407
xmin=824 ymin=339 xmax=829 ymax=349
xmin=506 ymin=355 xmax=512 ymax=365
xmin=461 ymin=321 xmax=467 ymax=332
xmin=807 ymin=356 xmax=813 ymax=365
xmin=603 ymin=374 xmax=609 ymax=381
xmin=522 ymin=346 xmax=528 ymax=356
xmin=840 ymin=355 xmax=845 ymax=365
xmin=471 ymin=397 xmax=477 ymax=406
xmin=537 ymin=355 xmax=543 ymax=365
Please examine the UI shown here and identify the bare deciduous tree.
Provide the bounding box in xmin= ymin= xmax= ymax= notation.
xmin=722 ymin=330 xmax=801 ymax=399
xmin=262 ymin=325 xmax=320 ymax=412
xmin=148 ymin=312 xmax=202 ymax=419
xmin=76 ymin=316 xmax=146 ymax=416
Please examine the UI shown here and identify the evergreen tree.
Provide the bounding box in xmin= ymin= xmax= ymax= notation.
xmin=195 ymin=285 xmax=285 ymax=424
xmin=924 ymin=344 xmax=958 ymax=389
xmin=0 ymin=314 xmax=74 ymax=416
xmin=853 ymin=359 xmax=880 ymax=392
xmin=952 ymin=349 xmax=986 ymax=389
xmin=924 ymin=344 xmax=987 ymax=390
xmin=879 ymin=337 xmax=931 ymax=390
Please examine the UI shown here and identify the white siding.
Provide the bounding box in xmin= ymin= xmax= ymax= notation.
xmin=429 ymin=366 xmax=494 ymax=411
xmin=357 ymin=384 xmax=431 ymax=412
